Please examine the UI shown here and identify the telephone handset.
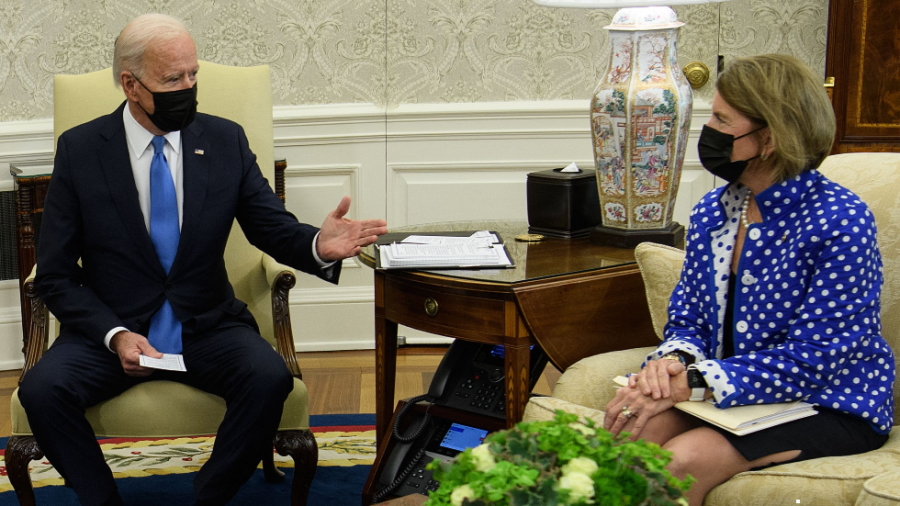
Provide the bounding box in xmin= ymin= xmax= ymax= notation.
xmin=371 ymin=339 xmax=548 ymax=502
xmin=426 ymin=337 xmax=474 ymax=399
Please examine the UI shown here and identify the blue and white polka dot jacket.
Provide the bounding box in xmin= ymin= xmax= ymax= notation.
xmin=649 ymin=169 xmax=895 ymax=434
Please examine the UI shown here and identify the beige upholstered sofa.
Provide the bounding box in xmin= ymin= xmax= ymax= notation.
xmin=524 ymin=152 xmax=900 ymax=505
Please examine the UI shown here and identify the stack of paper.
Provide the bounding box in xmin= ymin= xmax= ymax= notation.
xmin=376 ymin=230 xmax=513 ymax=270
xmin=612 ymin=376 xmax=817 ymax=436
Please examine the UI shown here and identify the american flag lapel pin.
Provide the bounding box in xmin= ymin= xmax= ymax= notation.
xmin=194 ymin=149 xmax=204 ymax=155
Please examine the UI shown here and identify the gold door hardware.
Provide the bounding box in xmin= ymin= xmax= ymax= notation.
xmin=683 ymin=61 xmax=710 ymax=89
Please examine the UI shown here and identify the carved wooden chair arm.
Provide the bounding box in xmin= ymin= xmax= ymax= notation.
xmin=262 ymin=254 xmax=301 ymax=379
xmin=19 ymin=264 xmax=49 ymax=386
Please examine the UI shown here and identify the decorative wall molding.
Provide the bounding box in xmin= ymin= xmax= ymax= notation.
xmin=0 ymin=307 xmax=21 ymax=326
xmin=291 ymin=285 xmax=374 ymax=305
xmin=0 ymin=280 xmax=26 ymax=370
xmin=0 ymin=98 xmax=714 ymax=367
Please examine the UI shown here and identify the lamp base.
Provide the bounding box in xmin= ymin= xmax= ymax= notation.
xmin=527 ymin=225 xmax=594 ymax=239
xmin=590 ymin=222 xmax=685 ymax=249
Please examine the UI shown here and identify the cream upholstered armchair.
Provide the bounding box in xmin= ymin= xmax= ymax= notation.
xmin=6 ymin=62 xmax=318 ymax=506
xmin=524 ymin=153 xmax=900 ymax=505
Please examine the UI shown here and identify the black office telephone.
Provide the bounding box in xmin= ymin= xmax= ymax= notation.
xmin=426 ymin=339 xmax=548 ymax=418
xmin=373 ymin=416 xmax=489 ymax=500
xmin=371 ymin=339 xmax=548 ymax=503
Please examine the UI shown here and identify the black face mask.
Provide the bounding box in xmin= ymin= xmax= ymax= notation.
xmin=133 ymin=76 xmax=198 ymax=132
xmin=697 ymin=124 xmax=766 ymax=183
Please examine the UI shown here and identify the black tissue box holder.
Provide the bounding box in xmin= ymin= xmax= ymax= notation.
xmin=526 ymin=168 xmax=601 ymax=239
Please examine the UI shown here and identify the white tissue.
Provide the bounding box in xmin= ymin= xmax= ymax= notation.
xmin=560 ymin=162 xmax=581 ymax=173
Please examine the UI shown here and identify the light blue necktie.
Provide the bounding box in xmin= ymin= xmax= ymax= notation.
xmin=147 ymin=136 xmax=182 ymax=354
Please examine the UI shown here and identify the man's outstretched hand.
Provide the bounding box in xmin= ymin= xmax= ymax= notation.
xmin=317 ymin=196 xmax=387 ymax=262
xmin=110 ymin=331 xmax=162 ymax=377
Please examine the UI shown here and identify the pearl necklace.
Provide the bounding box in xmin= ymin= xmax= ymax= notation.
xmin=741 ymin=191 xmax=754 ymax=228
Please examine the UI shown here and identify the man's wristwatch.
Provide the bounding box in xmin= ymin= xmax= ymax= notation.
xmin=686 ymin=367 xmax=707 ymax=402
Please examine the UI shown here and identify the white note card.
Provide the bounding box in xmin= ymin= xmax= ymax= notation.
xmin=139 ymin=353 xmax=187 ymax=372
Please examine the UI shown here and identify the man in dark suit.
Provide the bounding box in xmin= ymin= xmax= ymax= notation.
xmin=17 ymin=13 xmax=387 ymax=506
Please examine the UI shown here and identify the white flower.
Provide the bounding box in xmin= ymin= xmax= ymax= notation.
xmin=559 ymin=472 xmax=596 ymax=504
xmin=562 ymin=456 xmax=599 ymax=477
xmin=470 ymin=443 xmax=496 ymax=472
xmin=450 ymin=484 xmax=476 ymax=506
xmin=568 ymin=422 xmax=595 ymax=437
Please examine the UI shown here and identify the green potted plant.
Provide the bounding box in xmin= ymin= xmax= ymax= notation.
xmin=423 ymin=411 xmax=692 ymax=506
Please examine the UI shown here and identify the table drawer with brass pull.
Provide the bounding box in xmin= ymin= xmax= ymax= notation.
xmin=383 ymin=278 xmax=508 ymax=336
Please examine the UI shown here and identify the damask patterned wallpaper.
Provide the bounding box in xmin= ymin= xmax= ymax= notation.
xmin=0 ymin=0 xmax=828 ymax=121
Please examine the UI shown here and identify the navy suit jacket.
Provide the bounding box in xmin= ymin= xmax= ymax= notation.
xmin=36 ymin=102 xmax=341 ymax=345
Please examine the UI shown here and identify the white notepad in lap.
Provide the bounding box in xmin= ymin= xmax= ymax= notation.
xmin=612 ymin=375 xmax=817 ymax=436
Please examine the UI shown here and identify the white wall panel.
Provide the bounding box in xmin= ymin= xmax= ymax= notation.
xmin=284 ymin=165 xmax=359 ymax=226
xmin=388 ymin=163 xmax=543 ymax=226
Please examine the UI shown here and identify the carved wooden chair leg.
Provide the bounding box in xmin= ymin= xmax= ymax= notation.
xmin=262 ymin=446 xmax=285 ymax=483
xmin=274 ymin=429 xmax=318 ymax=506
xmin=6 ymin=436 xmax=43 ymax=506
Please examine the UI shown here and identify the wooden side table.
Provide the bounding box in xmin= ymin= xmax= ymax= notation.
xmin=358 ymin=220 xmax=667 ymax=451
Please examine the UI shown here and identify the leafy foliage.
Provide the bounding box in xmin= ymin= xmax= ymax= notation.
xmin=423 ymin=411 xmax=692 ymax=506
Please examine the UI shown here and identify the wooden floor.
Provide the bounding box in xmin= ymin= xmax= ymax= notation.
xmin=0 ymin=346 xmax=562 ymax=438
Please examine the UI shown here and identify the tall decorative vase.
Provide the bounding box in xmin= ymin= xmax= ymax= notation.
xmin=590 ymin=6 xmax=691 ymax=248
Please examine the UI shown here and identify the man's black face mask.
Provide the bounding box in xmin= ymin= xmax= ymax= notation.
xmin=133 ymin=75 xmax=198 ymax=132
xmin=697 ymin=124 xmax=766 ymax=183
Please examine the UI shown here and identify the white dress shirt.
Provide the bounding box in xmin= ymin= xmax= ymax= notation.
xmin=104 ymin=105 xmax=333 ymax=351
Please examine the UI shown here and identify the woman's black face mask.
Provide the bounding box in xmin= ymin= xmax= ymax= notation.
xmin=697 ymin=125 xmax=766 ymax=183
xmin=133 ymin=75 xmax=198 ymax=133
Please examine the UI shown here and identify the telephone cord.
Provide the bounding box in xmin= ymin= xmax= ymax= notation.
xmin=371 ymin=393 xmax=435 ymax=503
xmin=392 ymin=393 xmax=434 ymax=443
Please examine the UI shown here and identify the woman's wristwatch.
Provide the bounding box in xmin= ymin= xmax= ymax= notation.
xmin=686 ymin=366 xmax=708 ymax=402
xmin=660 ymin=352 xmax=687 ymax=366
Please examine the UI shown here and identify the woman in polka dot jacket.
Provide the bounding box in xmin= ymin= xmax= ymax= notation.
xmin=603 ymin=54 xmax=895 ymax=505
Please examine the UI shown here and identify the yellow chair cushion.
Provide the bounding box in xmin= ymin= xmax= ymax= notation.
xmin=856 ymin=470 xmax=900 ymax=506
xmin=705 ymin=431 xmax=900 ymax=506
xmin=633 ymin=242 xmax=685 ymax=342
xmin=10 ymin=378 xmax=309 ymax=438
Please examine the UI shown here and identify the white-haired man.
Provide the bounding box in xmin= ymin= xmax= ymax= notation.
xmin=19 ymin=13 xmax=386 ymax=506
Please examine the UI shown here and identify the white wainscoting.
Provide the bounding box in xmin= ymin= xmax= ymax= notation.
xmin=0 ymin=99 xmax=714 ymax=366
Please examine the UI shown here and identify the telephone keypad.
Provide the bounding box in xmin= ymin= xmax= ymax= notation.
xmin=444 ymin=367 xmax=509 ymax=418
xmin=471 ymin=380 xmax=503 ymax=411
xmin=396 ymin=457 xmax=442 ymax=497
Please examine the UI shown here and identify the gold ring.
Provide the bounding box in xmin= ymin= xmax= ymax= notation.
xmin=621 ymin=407 xmax=633 ymax=419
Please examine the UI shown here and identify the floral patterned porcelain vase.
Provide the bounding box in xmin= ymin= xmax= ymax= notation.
xmin=590 ymin=6 xmax=691 ymax=248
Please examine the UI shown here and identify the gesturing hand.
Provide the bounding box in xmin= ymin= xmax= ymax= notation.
xmin=110 ymin=331 xmax=162 ymax=377
xmin=317 ymin=196 xmax=388 ymax=262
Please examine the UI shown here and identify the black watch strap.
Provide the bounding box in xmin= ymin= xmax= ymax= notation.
xmin=686 ymin=368 xmax=707 ymax=401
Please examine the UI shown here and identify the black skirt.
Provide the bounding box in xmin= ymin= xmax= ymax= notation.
xmin=709 ymin=407 xmax=889 ymax=467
